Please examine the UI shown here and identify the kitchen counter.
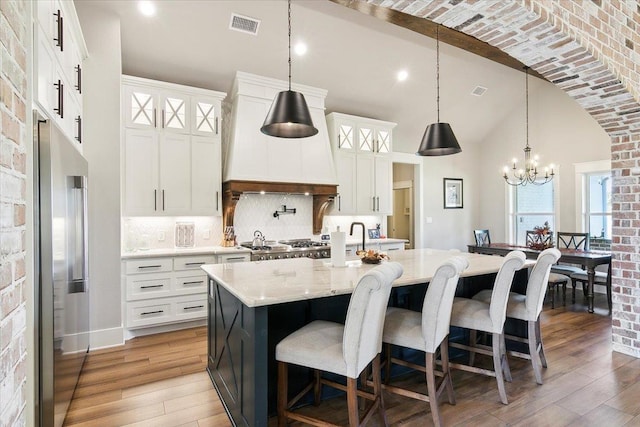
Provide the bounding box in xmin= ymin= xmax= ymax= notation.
xmin=344 ymin=237 xmax=408 ymax=246
xmin=204 ymin=248 xmax=533 ymax=426
xmin=121 ymin=245 xmax=250 ymax=259
xmin=202 ymin=248 xmax=525 ymax=308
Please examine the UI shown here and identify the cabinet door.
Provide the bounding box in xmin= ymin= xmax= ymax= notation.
xmin=124 ymin=85 xmax=158 ymax=129
xmin=331 ymin=152 xmax=356 ymax=214
xmin=357 ymin=126 xmax=375 ymax=153
xmin=124 ymin=129 xmax=159 ymax=215
xmin=192 ymin=97 xmax=220 ymax=137
xmin=36 ymin=0 xmax=55 ymax=42
xmin=36 ymin=26 xmax=56 ymax=114
xmin=375 ymin=127 xmax=392 ymax=154
xmin=159 ymin=133 xmax=191 ymax=214
xmin=334 ymin=119 xmax=356 ymax=152
xmin=160 ymin=93 xmax=190 ymax=134
xmin=375 ymin=156 xmax=392 ymax=214
xmin=191 ymin=136 xmax=221 ymax=215
xmin=356 ymin=156 xmax=375 ymax=214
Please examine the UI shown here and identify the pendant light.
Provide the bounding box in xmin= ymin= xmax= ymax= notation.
xmin=416 ymin=25 xmax=462 ymax=156
xmin=261 ymin=0 xmax=318 ymax=138
xmin=502 ymin=67 xmax=554 ymax=186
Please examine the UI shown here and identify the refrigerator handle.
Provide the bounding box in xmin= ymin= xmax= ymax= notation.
xmin=69 ymin=176 xmax=88 ymax=294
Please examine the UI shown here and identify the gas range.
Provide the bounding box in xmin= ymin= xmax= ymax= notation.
xmin=240 ymin=239 xmax=331 ymax=261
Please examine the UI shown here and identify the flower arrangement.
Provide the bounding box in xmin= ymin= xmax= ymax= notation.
xmin=528 ymin=221 xmax=554 ymax=250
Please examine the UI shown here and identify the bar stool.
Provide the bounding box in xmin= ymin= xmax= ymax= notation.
xmin=275 ymin=262 xmax=403 ymax=427
xmin=448 ymin=251 xmax=526 ymax=405
xmin=381 ymin=256 xmax=469 ymax=427
xmin=472 ymin=248 xmax=561 ymax=384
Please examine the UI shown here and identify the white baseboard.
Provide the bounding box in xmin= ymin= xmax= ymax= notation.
xmin=124 ymin=319 xmax=206 ymax=341
xmin=90 ymin=326 xmax=125 ymax=350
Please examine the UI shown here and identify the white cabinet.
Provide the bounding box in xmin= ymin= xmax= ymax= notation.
xmin=34 ymin=0 xmax=85 ymax=151
xmin=326 ymin=113 xmax=396 ymax=215
xmin=123 ymin=254 xmax=215 ymax=329
xmin=122 ymin=76 xmax=225 ymax=216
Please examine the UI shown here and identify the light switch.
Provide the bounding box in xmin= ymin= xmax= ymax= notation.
xmin=426 ymin=217 xmax=433 ymax=224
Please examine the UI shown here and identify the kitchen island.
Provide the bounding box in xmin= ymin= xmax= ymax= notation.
xmin=202 ymin=249 xmax=533 ymax=426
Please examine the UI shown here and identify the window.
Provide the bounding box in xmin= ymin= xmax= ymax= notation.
xmin=584 ymin=172 xmax=612 ymax=239
xmin=509 ymin=182 xmax=556 ymax=246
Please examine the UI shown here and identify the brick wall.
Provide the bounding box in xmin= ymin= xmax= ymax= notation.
xmin=1 ymin=0 xmax=28 ymax=425
xmin=370 ymin=0 xmax=640 ymax=357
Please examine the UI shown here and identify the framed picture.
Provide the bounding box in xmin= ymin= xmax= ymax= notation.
xmin=368 ymin=229 xmax=380 ymax=239
xmin=443 ymin=178 xmax=463 ymax=209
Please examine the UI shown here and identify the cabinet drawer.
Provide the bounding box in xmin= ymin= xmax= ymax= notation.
xmin=175 ymin=273 xmax=207 ymax=294
xmin=126 ymin=301 xmax=172 ymax=328
xmin=125 ymin=258 xmax=173 ymax=275
xmin=173 ymin=255 xmax=216 ymax=271
xmin=175 ymin=296 xmax=207 ymax=322
xmin=217 ymin=253 xmax=250 ymax=263
xmin=379 ymin=242 xmax=404 ymax=252
xmin=126 ymin=273 xmax=172 ymax=301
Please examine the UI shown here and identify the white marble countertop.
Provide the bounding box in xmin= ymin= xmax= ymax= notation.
xmin=201 ymin=248 xmax=534 ymax=308
xmin=122 ymin=246 xmax=251 ymax=260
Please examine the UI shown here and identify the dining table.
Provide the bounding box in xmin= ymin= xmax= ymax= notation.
xmin=467 ymin=243 xmax=612 ymax=313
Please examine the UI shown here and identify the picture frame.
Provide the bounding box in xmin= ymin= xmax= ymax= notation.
xmin=368 ymin=229 xmax=380 ymax=239
xmin=443 ymin=178 xmax=463 ymax=209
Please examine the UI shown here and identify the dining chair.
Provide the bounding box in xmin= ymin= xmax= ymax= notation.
xmin=570 ymin=262 xmax=612 ymax=313
xmin=525 ymin=230 xmax=554 ymax=248
xmin=448 ymin=251 xmax=526 ymax=405
xmin=472 ymin=248 xmax=561 ymax=384
xmin=381 ymin=256 xmax=469 ymax=427
xmin=473 ymin=229 xmax=491 ymax=246
xmin=275 ymin=262 xmax=403 ymax=427
xmin=552 ymin=231 xmax=590 ymax=303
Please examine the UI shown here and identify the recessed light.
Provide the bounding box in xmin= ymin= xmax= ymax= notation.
xmin=397 ymin=70 xmax=408 ymax=82
xmin=138 ymin=1 xmax=156 ymax=17
xmin=294 ymin=42 xmax=307 ymax=56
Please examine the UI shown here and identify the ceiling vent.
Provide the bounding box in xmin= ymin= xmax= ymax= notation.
xmin=230 ymin=13 xmax=261 ymax=36
xmin=471 ymin=85 xmax=488 ymax=96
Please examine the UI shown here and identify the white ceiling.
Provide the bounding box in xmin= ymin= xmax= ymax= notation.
xmin=75 ymin=0 xmax=530 ymax=153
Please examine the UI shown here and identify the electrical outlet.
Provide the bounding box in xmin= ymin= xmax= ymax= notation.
xmin=158 ymin=231 xmax=165 ymax=241
xmin=203 ymin=229 xmax=211 ymax=239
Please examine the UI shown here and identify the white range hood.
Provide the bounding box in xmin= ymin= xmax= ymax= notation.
xmin=223 ymin=71 xmax=337 ymax=186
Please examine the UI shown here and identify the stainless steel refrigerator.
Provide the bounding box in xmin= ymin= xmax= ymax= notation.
xmin=35 ymin=115 xmax=89 ymax=427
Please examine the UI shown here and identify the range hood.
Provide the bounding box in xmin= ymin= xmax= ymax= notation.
xmin=222 ymin=72 xmax=337 ymax=234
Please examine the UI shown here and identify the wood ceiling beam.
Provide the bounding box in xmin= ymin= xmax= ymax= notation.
xmin=329 ymin=0 xmax=545 ymax=80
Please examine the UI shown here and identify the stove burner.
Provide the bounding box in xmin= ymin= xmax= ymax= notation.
xmin=279 ymin=239 xmax=329 ymax=248
xmin=240 ymin=243 xmax=272 ymax=251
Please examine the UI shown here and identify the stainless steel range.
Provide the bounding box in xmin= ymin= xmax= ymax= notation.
xmin=240 ymin=239 xmax=331 ymax=261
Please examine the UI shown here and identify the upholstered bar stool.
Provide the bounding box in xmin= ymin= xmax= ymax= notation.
xmin=275 ymin=262 xmax=403 ymax=427
xmin=381 ymin=256 xmax=469 ymax=427
xmin=473 ymin=248 xmax=561 ymax=384
xmin=448 ymin=251 xmax=526 ymax=405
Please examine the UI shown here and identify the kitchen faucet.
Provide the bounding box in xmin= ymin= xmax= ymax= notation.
xmin=349 ymin=222 xmax=366 ymax=251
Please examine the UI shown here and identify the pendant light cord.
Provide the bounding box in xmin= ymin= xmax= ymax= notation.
xmin=288 ymin=0 xmax=292 ymax=91
xmin=436 ymin=25 xmax=440 ymax=123
xmin=525 ymin=66 xmax=529 ymax=149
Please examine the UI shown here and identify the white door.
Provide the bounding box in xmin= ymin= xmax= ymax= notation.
xmin=124 ymin=129 xmax=159 ymax=215
xmin=356 ymin=156 xmax=376 ymax=213
xmin=124 ymin=86 xmax=158 ymax=129
xmin=191 ymin=136 xmax=221 ymax=215
xmin=161 ymin=93 xmax=190 ymax=134
xmin=159 ymin=133 xmax=191 ymax=214
xmin=332 ymin=152 xmax=357 ymax=214
xmin=192 ymin=97 xmax=220 ymax=137
xmin=375 ymin=128 xmax=392 ymax=154
xmin=357 ymin=126 xmax=375 ymax=153
xmin=375 ymin=156 xmax=392 ymax=214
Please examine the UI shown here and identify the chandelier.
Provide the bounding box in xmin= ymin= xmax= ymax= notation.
xmin=503 ymin=67 xmax=554 ymax=186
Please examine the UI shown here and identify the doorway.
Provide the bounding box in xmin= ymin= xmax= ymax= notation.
xmin=387 ymin=163 xmax=415 ymax=249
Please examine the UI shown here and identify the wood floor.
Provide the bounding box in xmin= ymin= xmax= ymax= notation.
xmin=64 ymin=294 xmax=640 ymax=427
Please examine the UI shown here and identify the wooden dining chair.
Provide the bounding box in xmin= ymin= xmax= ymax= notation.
xmin=275 ymin=262 xmax=403 ymax=427
xmin=525 ymin=230 xmax=554 ymax=248
xmin=473 ymin=229 xmax=491 ymax=246
xmin=570 ymin=262 xmax=612 ymax=313
xmin=381 ymin=256 xmax=469 ymax=427
xmin=553 ymin=232 xmax=590 ymax=303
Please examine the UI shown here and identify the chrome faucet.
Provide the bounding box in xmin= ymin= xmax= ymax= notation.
xmin=350 ymin=222 xmax=366 ymax=251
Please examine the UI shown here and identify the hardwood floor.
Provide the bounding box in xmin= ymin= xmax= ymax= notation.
xmin=65 ymin=294 xmax=640 ymax=427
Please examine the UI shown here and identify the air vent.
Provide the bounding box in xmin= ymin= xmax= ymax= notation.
xmin=471 ymin=85 xmax=488 ymax=96
xmin=230 ymin=13 xmax=260 ymax=36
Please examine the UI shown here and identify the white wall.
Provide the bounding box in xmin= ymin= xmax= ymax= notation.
xmin=75 ymin=5 xmax=124 ymax=348
xmin=477 ymin=76 xmax=610 ymax=243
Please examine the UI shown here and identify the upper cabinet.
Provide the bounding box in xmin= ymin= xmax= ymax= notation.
xmin=121 ymin=76 xmax=226 ymax=217
xmin=34 ymin=0 xmax=86 ymax=151
xmin=326 ymin=113 xmax=396 ymax=215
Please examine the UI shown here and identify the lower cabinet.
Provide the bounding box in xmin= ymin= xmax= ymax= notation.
xmin=345 ymin=241 xmax=405 ymax=256
xmin=123 ymin=253 xmax=248 ymax=330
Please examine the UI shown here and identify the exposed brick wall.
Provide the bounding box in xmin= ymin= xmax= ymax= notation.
xmin=0 ymin=0 xmax=28 ymax=424
xmin=369 ymin=0 xmax=640 ymax=357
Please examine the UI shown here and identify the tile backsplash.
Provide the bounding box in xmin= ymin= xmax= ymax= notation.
xmin=122 ymin=216 xmax=222 ymax=251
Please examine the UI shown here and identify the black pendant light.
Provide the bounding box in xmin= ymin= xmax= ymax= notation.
xmin=416 ymin=25 xmax=461 ymax=156
xmin=261 ymin=0 xmax=318 ymax=138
